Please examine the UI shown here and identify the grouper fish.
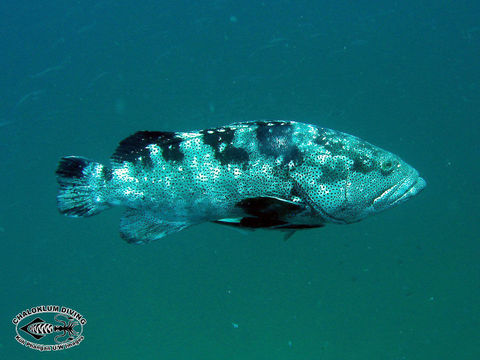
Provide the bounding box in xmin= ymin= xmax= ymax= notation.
xmin=56 ymin=121 xmax=426 ymax=244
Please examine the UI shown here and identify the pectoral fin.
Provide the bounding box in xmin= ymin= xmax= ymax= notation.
xmin=214 ymin=196 xmax=324 ymax=231
xmin=235 ymin=196 xmax=305 ymax=218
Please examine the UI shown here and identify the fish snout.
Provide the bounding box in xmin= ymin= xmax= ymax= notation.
xmin=373 ymin=172 xmax=426 ymax=210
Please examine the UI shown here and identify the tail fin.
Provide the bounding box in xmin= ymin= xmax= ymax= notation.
xmin=55 ymin=156 xmax=111 ymax=217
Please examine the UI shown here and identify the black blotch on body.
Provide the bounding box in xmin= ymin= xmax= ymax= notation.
xmin=201 ymin=127 xmax=250 ymax=166
xmin=102 ymin=166 xmax=113 ymax=181
xmin=218 ymin=146 xmax=249 ymax=165
xmin=256 ymin=121 xmax=291 ymax=157
xmin=350 ymin=142 xmax=380 ymax=174
xmin=112 ymin=131 xmax=184 ymax=167
xmin=156 ymin=132 xmax=185 ymax=162
xmin=284 ymin=146 xmax=303 ymax=166
xmin=202 ymin=128 xmax=235 ymax=147
xmin=315 ymin=131 xmax=378 ymax=174
xmin=56 ymin=156 xmax=90 ymax=179
xmin=290 ymin=183 xmax=302 ymax=198
xmin=351 ymin=155 xmax=375 ymax=174
xmin=256 ymin=121 xmax=303 ymax=166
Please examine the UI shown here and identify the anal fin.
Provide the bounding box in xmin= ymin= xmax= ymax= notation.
xmin=120 ymin=208 xmax=189 ymax=244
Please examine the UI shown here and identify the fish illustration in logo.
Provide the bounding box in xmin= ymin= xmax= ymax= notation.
xmin=20 ymin=315 xmax=80 ymax=343
xmin=55 ymin=121 xmax=426 ymax=243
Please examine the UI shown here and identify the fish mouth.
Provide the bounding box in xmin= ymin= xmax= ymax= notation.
xmin=373 ymin=173 xmax=426 ymax=210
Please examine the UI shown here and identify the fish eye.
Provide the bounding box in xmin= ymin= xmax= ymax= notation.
xmin=380 ymin=160 xmax=394 ymax=173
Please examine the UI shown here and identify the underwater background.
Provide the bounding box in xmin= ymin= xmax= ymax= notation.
xmin=1 ymin=0 xmax=478 ymax=359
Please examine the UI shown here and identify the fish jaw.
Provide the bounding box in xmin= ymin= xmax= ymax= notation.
xmin=373 ymin=172 xmax=426 ymax=211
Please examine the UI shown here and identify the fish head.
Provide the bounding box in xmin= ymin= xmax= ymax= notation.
xmin=294 ymin=129 xmax=426 ymax=224
xmin=342 ymin=142 xmax=426 ymax=222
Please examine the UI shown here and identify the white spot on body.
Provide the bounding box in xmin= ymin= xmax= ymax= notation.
xmin=261 ymin=163 xmax=272 ymax=175
xmin=114 ymin=167 xmax=136 ymax=183
xmin=124 ymin=188 xmax=144 ymax=198
xmin=307 ymin=177 xmax=318 ymax=187
xmin=195 ymin=173 xmax=208 ymax=182
xmin=148 ymin=144 xmax=159 ymax=156
xmin=191 ymin=156 xmax=199 ymax=167
xmin=316 ymin=154 xmax=330 ymax=164
xmin=182 ymin=137 xmax=202 ymax=150
xmin=181 ymin=133 xmax=201 ymax=140
xmin=212 ymin=167 xmax=221 ymax=179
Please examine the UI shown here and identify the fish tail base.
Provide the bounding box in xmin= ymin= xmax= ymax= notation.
xmin=56 ymin=156 xmax=111 ymax=217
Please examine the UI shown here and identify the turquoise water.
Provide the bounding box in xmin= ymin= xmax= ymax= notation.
xmin=1 ymin=1 xmax=478 ymax=359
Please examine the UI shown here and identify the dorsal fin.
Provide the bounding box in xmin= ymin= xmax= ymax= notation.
xmin=111 ymin=131 xmax=184 ymax=166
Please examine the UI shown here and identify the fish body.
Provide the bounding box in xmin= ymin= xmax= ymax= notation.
xmin=56 ymin=121 xmax=426 ymax=244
